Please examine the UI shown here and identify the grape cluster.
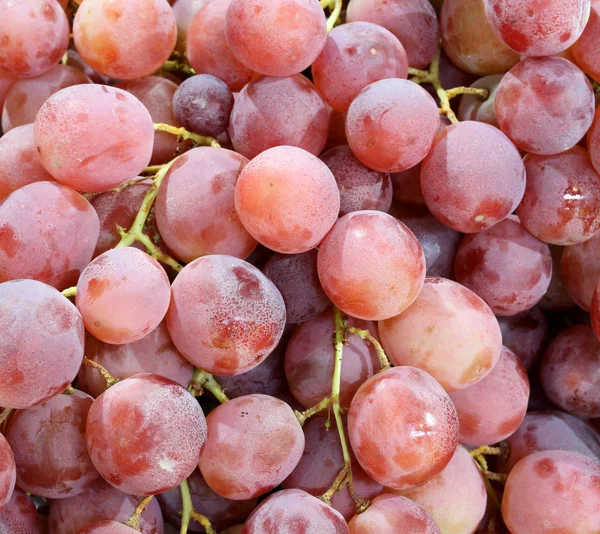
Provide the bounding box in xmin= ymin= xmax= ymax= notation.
xmin=0 ymin=0 xmax=600 ymax=532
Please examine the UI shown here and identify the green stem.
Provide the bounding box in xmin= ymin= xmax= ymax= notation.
xmin=326 ymin=0 xmax=342 ymax=32
xmin=82 ymin=358 xmax=118 ymax=389
xmin=179 ymin=479 xmax=193 ymax=534
xmin=61 ymin=286 xmax=77 ymax=298
xmin=295 ymin=396 xmax=333 ymax=426
xmin=188 ymin=368 xmax=229 ymax=404
xmin=345 ymin=327 xmax=390 ymax=371
xmin=153 ymin=123 xmax=220 ymax=147
xmin=125 ymin=495 xmax=153 ymax=531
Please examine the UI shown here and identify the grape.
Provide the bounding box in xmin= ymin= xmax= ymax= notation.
xmin=495 ymin=57 xmax=595 ymax=155
xmin=420 ymin=121 xmax=526 ymax=233
xmin=0 ymin=124 xmax=54 ymax=200
xmin=78 ymin=323 xmax=193 ymax=398
xmin=438 ymin=49 xmax=480 ymax=89
xmin=456 ymin=74 xmax=502 ymax=127
xmin=398 ymin=212 xmax=463 ymax=279
xmin=0 ymin=279 xmax=84 ymax=409
xmin=76 ymin=522 xmax=138 ymax=534
xmin=348 ymin=367 xmax=459 ymax=490
xmin=401 ymin=446 xmax=487 ymax=533
xmin=500 ymin=411 xmax=600 ymax=473
xmin=115 ymin=77 xmax=188 ymax=166
xmin=157 ymin=469 xmax=256 ymax=532
xmin=155 ymin=148 xmax=257 ymax=263
xmin=34 ymin=85 xmax=154 ymax=193
xmin=502 ymin=450 xmax=600 ymax=532
xmin=485 ymin=0 xmax=590 ymax=57
xmin=0 ymin=181 xmax=99 ymax=290
xmin=587 ymin=106 xmax=600 ymax=175
xmin=48 ymin=478 xmax=164 ymax=534
xmin=390 ymin=165 xmax=427 ymax=208
xmin=186 ymin=0 xmax=254 ymax=91
xmin=441 ymin=0 xmax=519 ymax=75
xmin=198 ymin=394 xmax=304 ymax=499
xmin=561 ymin=231 xmax=600 ymax=310
xmin=262 ymin=251 xmax=330 ymax=324
xmin=572 ymin=0 xmax=600 ymax=81
xmin=311 ymin=22 xmax=408 ymax=113
xmin=0 ymin=489 xmax=43 ymax=533
xmin=6 ymin=389 xmax=98 ymax=499
xmin=346 ymin=0 xmax=439 ymax=69
xmin=2 ymin=65 xmax=90 ymax=134
xmin=86 ymin=374 xmax=207 ymax=495
xmin=285 ymin=309 xmax=380 ymax=409
xmin=242 ymin=489 xmax=349 ymax=533
xmin=76 ymin=247 xmax=171 ymax=345
xmin=172 ymin=0 xmax=212 ymax=52
xmin=73 ymin=0 xmax=177 ymax=80
xmin=516 ymin=146 xmax=600 ymax=245
xmin=320 ymin=146 xmax=393 ymax=217
xmin=225 ymin=0 xmax=327 ymax=77
xmin=498 ymin=307 xmax=549 ymax=369
xmin=229 ymin=75 xmax=329 ymax=160
xmin=172 ymin=74 xmax=233 ymax=137
xmin=318 ymin=211 xmax=425 ymax=321
xmin=234 ymin=146 xmax=339 ymax=254
xmin=454 ymin=216 xmax=553 ymax=316
xmin=0 ymin=435 xmax=15 ymax=512
xmin=346 ymin=79 xmax=440 ymax=173
xmin=540 ymin=324 xmax=600 ymax=418
xmin=379 ymin=277 xmax=502 ymax=391
xmin=64 ymin=49 xmax=113 ymax=86
xmin=0 ymin=0 xmax=69 ymax=78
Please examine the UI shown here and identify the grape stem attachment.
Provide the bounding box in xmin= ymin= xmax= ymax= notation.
xmin=188 ymin=368 xmax=229 ymax=404
xmin=61 ymin=286 xmax=77 ymax=298
xmin=326 ymin=0 xmax=343 ymax=32
xmin=295 ymin=396 xmax=333 ymax=426
xmin=345 ymin=327 xmax=390 ymax=370
xmin=82 ymin=358 xmax=119 ymax=390
xmin=125 ymin=495 xmax=154 ymax=531
xmin=0 ymin=408 xmax=12 ymax=426
xmin=161 ymin=60 xmax=196 ymax=76
xmin=470 ymin=443 xmax=509 ymax=508
xmin=179 ymin=478 xmax=217 ymax=534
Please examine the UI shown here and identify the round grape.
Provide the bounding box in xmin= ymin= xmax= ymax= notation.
xmin=572 ymin=0 xmax=600 ymax=81
xmin=457 ymin=74 xmax=503 ymax=127
xmin=587 ymin=106 xmax=600 ymax=174
xmin=498 ymin=306 xmax=549 ymax=369
xmin=76 ymin=521 xmax=138 ymax=534
xmin=172 ymin=0 xmax=211 ymax=51
xmin=0 ymin=435 xmax=15 ymax=513
xmin=0 ymin=489 xmax=43 ymax=533
xmin=561 ymin=231 xmax=600 ymax=310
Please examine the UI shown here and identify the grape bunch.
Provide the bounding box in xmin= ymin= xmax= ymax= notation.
xmin=1 ymin=0 xmax=600 ymax=532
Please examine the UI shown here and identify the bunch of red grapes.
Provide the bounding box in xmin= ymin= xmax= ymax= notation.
xmin=1 ymin=0 xmax=600 ymax=532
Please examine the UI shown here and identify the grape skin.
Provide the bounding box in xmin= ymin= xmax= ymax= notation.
xmin=498 ymin=306 xmax=549 ymax=369
xmin=457 ymin=74 xmax=503 ymax=127
xmin=572 ymin=0 xmax=600 ymax=81
xmin=587 ymin=106 xmax=600 ymax=175
xmin=172 ymin=0 xmax=212 ymax=52
xmin=0 ymin=489 xmax=43 ymax=534
xmin=0 ymin=435 xmax=15 ymax=513
xmin=76 ymin=521 xmax=138 ymax=534
xmin=561 ymin=231 xmax=600 ymax=310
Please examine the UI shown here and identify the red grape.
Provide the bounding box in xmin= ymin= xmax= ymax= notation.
xmin=348 ymin=367 xmax=459 ymax=490
xmin=498 ymin=306 xmax=549 ymax=369
xmin=0 ymin=279 xmax=84 ymax=409
xmin=0 ymin=489 xmax=43 ymax=533
xmin=346 ymin=78 xmax=440 ymax=173
xmin=587 ymin=105 xmax=600 ymax=175
xmin=572 ymin=0 xmax=600 ymax=81
xmin=561 ymin=231 xmax=600 ymax=310
xmin=86 ymin=374 xmax=207 ymax=495
xmin=318 ymin=211 xmax=425 ymax=321
xmin=198 ymin=394 xmax=304 ymax=499
xmin=64 ymin=49 xmax=113 ymax=85
xmin=172 ymin=0 xmax=212 ymax=51
xmin=76 ymin=522 xmax=138 ymax=534
xmin=0 ymin=435 xmax=15 ymax=512
xmin=540 ymin=246 xmax=576 ymax=311
xmin=311 ymin=22 xmax=408 ymax=113
xmin=457 ymin=74 xmax=502 ymax=127
xmin=234 ymin=146 xmax=339 ymax=254
xmin=0 ymin=73 xmax=16 ymax=115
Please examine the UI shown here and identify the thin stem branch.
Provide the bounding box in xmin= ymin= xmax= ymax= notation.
xmin=345 ymin=327 xmax=390 ymax=371
xmin=446 ymin=86 xmax=490 ymax=100
xmin=190 ymin=511 xmax=217 ymax=534
xmin=326 ymin=0 xmax=342 ymax=32
xmin=320 ymin=465 xmax=349 ymax=505
xmin=470 ymin=445 xmax=506 ymax=458
xmin=61 ymin=286 xmax=77 ymax=298
xmin=0 ymin=408 xmax=12 ymax=426
xmin=482 ymin=471 xmax=508 ymax=483
xmin=161 ymin=60 xmax=196 ymax=76
xmin=295 ymin=396 xmax=333 ymax=426
xmin=153 ymin=123 xmax=220 ymax=147
xmin=62 ymin=385 xmax=76 ymax=395
xmin=428 ymin=48 xmax=458 ymax=124
xmin=82 ymin=358 xmax=118 ymax=389
xmin=112 ymin=176 xmax=151 ymax=192
xmin=142 ymin=164 xmax=166 ymax=175
xmin=179 ymin=479 xmax=217 ymax=534
xmin=125 ymin=495 xmax=153 ymax=531
xmin=188 ymin=368 xmax=229 ymax=404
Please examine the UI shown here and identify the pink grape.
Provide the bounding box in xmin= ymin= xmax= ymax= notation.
xmin=391 ymin=166 xmax=427 ymax=208
xmin=48 ymin=478 xmax=164 ymax=534
xmin=346 ymin=78 xmax=440 ymax=173
xmin=311 ymin=22 xmax=408 ymax=113
xmin=0 ymin=279 xmax=84 ymax=409
xmin=76 ymin=522 xmax=138 ymax=534
xmin=172 ymin=0 xmax=212 ymax=51
xmin=346 ymin=0 xmax=439 ymax=69
xmin=587 ymin=106 xmax=600 ymax=174
xmin=6 ymin=389 xmax=98 ymax=499
xmin=0 ymin=489 xmax=43 ymax=533
xmin=73 ymin=0 xmax=177 ymax=80
xmin=320 ymin=145 xmax=393 ymax=216
xmin=438 ymin=48 xmax=480 ymax=88
xmin=34 ymin=85 xmax=154 ymax=193
xmin=262 ymin=251 xmax=330 ymax=324
xmin=115 ymin=77 xmax=188 ymax=166
xmin=457 ymin=74 xmax=502 ymax=127
xmin=225 ymin=0 xmax=327 ymax=77
xmin=495 ymin=57 xmax=595 ymax=155
xmin=402 ymin=446 xmax=487 ymax=533
xmin=561 ymin=231 xmax=600 ymax=310
xmin=1 ymin=65 xmax=91 ymax=133
xmin=449 ymin=346 xmax=529 ymax=446
xmin=0 ymin=181 xmax=99 ymax=290
xmin=485 ymin=0 xmax=590 ymax=57
xmin=76 ymin=247 xmax=171 ymax=345
xmin=441 ymin=0 xmax=519 ymax=75
xmin=348 ymin=367 xmax=459 ymax=490
xmin=502 ymin=450 xmax=600 ymax=532
xmin=516 ymin=146 xmax=600 ymax=245
xmin=0 ymin=124 xmax=54 ymax=200
xmin=420 ymin=121 xmax=526 ymax=233
xmin=540 ymin=246 xmax=576 ymax=311
xmin=572 ymin=0 xmax=600 ymax=81
xmin=186 ymin=0 xmax=254 ymax=91
xmin=64 ymin=49 xmax=112 ymax=86
xmin=349 ymin=494 xmax=440 ymax=534
xmin=498 ymin=306 xmax=549 ymax=369
xmin=78 ymin=322 xmax=193 ymax=398
xmin=242 ymin=489 xmax=349 ymax=533
xmin=285 ymin=309 xmax=380 ymax=409
xmin=167 ymin=255 xmax=286 ymax=375
xmin=317 ymin=211 xmax=425 ymax=321
xmin=379 ymin=277 xmax=502 ymax=391
xmin=0 ymin=435 xmax=15 ymax=512
xmin=234 ymin=146 xmax=340 ymax=254
xmin=198 ymin=394 xmax=304 ymax=500
xmin=86 ymin=374 xmax=207 ymax=495
xmin=0 ymin=0 xmax=69 ymax=78
xmin=540 ymin=324 xmax=600 ymax=418
xmin=0 ymin=73 xmax=16 ymax=113
xmin=229 ymin=75 xmax=329 ymax=160
xmin=454 ymin=216 xmax=553 ymax=316
xmin=155 ymin=148 xmax=257 ymax=263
